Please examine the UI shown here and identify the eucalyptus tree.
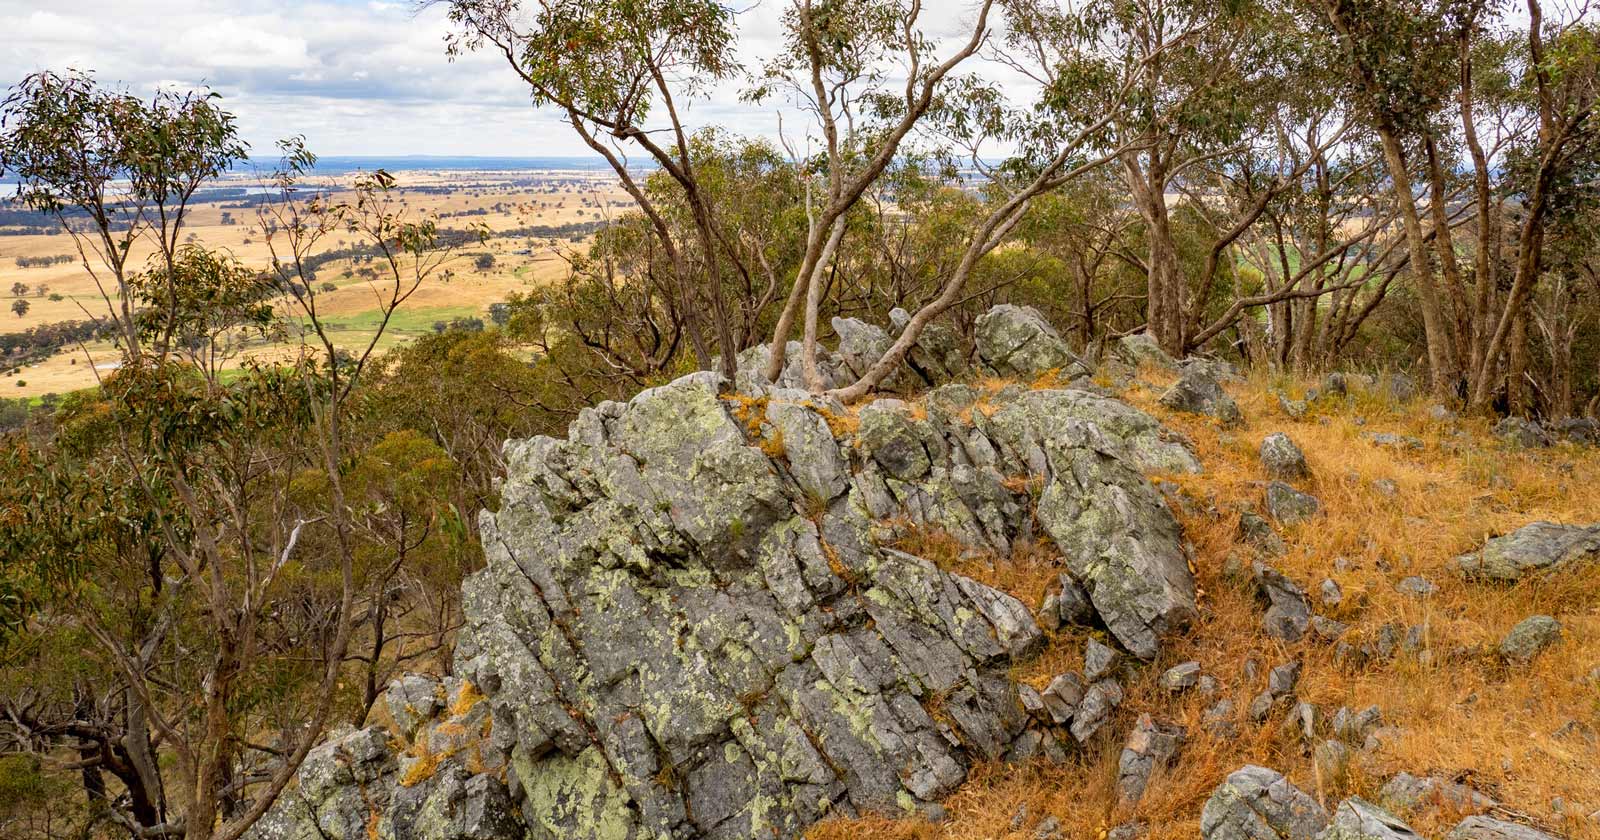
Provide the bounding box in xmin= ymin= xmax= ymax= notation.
xmin=1464 ymin=7 xmax=1598 ymax=410
xmin=1316 ymin=0 xmax=1470 ymax=394
xmin=749 ymin=0 xmax=998 ymax=388
xmin=441 ymin=0 xmax=746 ymax=375
xmin=1082 ymin=0 xmax=1290 ymax=358
xmin=0 ymin=74 xmax=464 ymax=840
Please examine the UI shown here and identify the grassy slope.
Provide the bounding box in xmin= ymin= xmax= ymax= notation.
xmin=809 ymin=369 xmax=1600 ymax=840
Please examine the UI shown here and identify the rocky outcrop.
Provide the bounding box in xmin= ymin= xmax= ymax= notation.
xmin=1454 ymin=521 xmax=1600 ymax=582
xmin=247 ymin=304 xmax=1207 ymax=840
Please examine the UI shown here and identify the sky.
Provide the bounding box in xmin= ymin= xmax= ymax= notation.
xmin=0 ymin=0 xmax=1000 ymax=160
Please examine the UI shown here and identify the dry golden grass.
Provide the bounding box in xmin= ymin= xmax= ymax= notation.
xmin=810 ymin=371 xmax=1600 ymax=840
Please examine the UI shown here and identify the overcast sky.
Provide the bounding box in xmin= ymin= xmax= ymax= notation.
xmin=1 ymin=0 xmax=1001 ymax=160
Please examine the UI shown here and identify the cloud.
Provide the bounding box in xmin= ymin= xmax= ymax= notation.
xmin=0 ymin=0 xmax=1024 ymax=158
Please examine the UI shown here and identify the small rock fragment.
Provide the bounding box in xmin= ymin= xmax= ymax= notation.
xmin=1161 ymin=661 xmax=1202 ymax=692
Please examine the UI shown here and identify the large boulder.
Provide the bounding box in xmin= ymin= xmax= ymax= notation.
xmin=1454 ymin=521 xmax=1600 ymax=582
xmin=449 ymin=370 xmax=1197 ymax=838
xmin=1200 ymin=765 xmax=1329 ymax=840
xmin=975 ymin=304 xmax=1092 ymax=380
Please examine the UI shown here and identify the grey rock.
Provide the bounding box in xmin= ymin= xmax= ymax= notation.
xmin=1160 ymin=369 xmax=1244 ymax=427
xmin=1378 ymin=772 xmax=1496 ymax=815
xmin=1371 ymin=478 xmax=1399 ymax=497
xmin=1261 ymin=433 xmax=1311 ymax=480
xmin=974 ymin=304 xmax=1089 ymax=380
xmin=831 ymin=316 xmax=896 ymax=386
xmin=1384 ymin=373 xmax=1417 ymax=404
xmin=1495 ymin=417 xmax=1551 ymax=448
xmin=1036 ymin=422 xmax=1197 ymax=659
xmin=1311 ymin=616 xmax=1350 ymax=641
xmin=1254 ymin=561 xmax=1312 ymax=642
xmin=1239 ymin=511 xmax=1288 ymax=557
xmin=1331 ymin=706 xmax=1383 ymax=746
xmin=1041 ymin=673 xmax=1085 ymax=725
xmin=1446 ymin=816 xmax=1561 ymax=840
xmin=385 ymin=674 xmax=443 ymax=738
xmin=1394 ymin=576 xmax=1437 ymax=598
xmin=1108 ymin=822 xmax=1148 ymax=840
xmin=1265 ymin=481 xmax=1321 ymax=525
xmin=1317 ymin=797 xmax=1422 ymax=840
xmin=1319 ymin=579 xmax=1343 ymax=607
xmin=1117 ymin=333 xmax=1179 ymax=371
xmin=1268 ymin=661 xmax=1302 ymax=698
xmin=1200 ymin=765 xmax=1329 ymax=840
xmin=1117 ymin=714 xmax=1185 ymax=805
xmin=1550 ymin=416 xmax=1600 ymax=446
xmin=888 ymin=307 xmax=969 ymax=386
xmin=1364 ymin=433 xmax=1424 ymax=451
xmin=1084 ymin=638 xmax=1120 ymax=682
xmin=1054 ymin=573 xmax=1096 ymax=626
xmin=1070 ymin=679 xmax=1123 ymax=743
xmin=1499 ymin=615 xmax=1562 ymax=664
xmin=1279 ymin=394 xmax=1309 ymax=420
xmin=1313 ymin=740 xmax=1351 ymax=783
xmin=1454 ymin=521 xmax=1600 ymax=582
xmin=1033 ymin=815 xmax=1063 ymax=840
xmin=1161 ymin=661 xmax=1202 ymax=692
xmin=1203 ymin=700 xmax=1238 ymax=739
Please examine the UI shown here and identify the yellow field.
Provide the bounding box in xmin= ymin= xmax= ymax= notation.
xmin=1 ymin=169 xmax=631 ymax=398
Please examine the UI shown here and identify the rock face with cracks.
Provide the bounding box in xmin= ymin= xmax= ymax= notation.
xmin=250 ymin=311 xmax=1203 ymax=840
xmin=456 ymin=370 xmax=1196 ymax=838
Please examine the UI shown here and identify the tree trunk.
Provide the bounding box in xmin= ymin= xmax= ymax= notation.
xmin=1376 ymin=127 xmax=1458 ymax=395
xmin=1124 ymin=153 xmax=1183 ymax=357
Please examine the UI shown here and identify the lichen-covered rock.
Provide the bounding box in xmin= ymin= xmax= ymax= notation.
xmin=1036 ymin=421 xmax=1197 ymax=659
xmin=1160 ymin=369 xmax=1243 ymax=427
xmin=1264 ymin=481 xmax=1320 ymax=525
xmin=975 ymin=304 xmax=1091 ymax=380
xmin=449 ymin=368 xmax=1197 ymax=838
xmin=1317 ymin=798 xmax=1422 ymax=840
xmin=254 ymin=305 xmax=1210 ymax=840
xmin=1499 ymin=615 xmax=1562 ymax=664
xmin=1378 ymin=772 xmax=1496 ymax=815
xmin=245 ymin=687 xmax=521 ymax=840
xmin=1116 ymin=333 xmax=1179 ymax=371
xmin=1260 ymin=433 xmax=1310 ymax=480
xmin=1200 ymin=765 xmax=1329 ymax=840
xmin=1454 ymin=521 xmax=1600 ymax=582
xmin=889 ymin=307 xmax=970 ymax=386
